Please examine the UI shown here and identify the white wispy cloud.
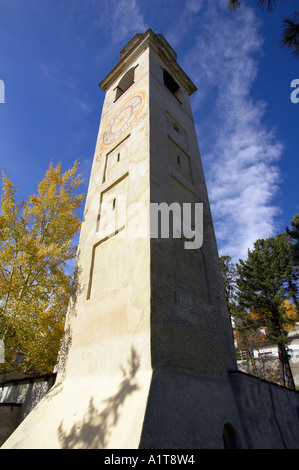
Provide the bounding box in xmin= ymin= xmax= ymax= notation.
xmin=177 ymin=1 xmax=283 ymax=262
xmin=104 ymin=0 xmax=148 ymax=44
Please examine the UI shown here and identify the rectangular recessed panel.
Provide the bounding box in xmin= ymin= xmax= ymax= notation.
xmin=102 ymin=134 xmax=130 ymax=183
xmin=168 ymin=137 xmax=193 ymax=184
xmin=97 ymin=173 xmax=128 ymax=239
xmin=171 ymin=175 xmax=195 ymax=204
xmin=166 ymin=112 xmax=188 ymax=150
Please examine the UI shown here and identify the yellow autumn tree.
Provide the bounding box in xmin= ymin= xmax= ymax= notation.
xmin=249 ymin=299 xmax=298 ymax=332
xmin=0 ymin=161 xmax=85 ymax=374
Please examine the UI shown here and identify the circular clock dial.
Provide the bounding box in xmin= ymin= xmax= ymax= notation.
xmin=103 ymin=94 xmax=143 ymax=146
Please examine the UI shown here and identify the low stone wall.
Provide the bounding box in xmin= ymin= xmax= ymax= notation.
xmin=1 ymin=369 xmax=299 ymax=448
xmin=0 ymin=373 xmax=56 ymax=446
xmin=290 ymin=355 xmax=299 ymax=387
xmin=229 ymin=370 xmax=299 ymax=448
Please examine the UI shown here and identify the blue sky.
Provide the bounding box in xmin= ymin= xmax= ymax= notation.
xmin=0 ymin=0 xmax=298 ymax=263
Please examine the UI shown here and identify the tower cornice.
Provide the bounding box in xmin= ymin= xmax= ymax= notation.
xmin=99 ymin=29 xmax=197 ymax=96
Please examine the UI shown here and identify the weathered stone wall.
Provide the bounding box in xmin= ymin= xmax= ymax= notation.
xmin=229 ymin=371 xmax=299 ymax=449
xmin=0 ymin=405 xmax=21 ymax=447
xmin=0 ymin=374 xmax=56 ymax=446
xmin=139 ymin=369 xmax=299 ymax=449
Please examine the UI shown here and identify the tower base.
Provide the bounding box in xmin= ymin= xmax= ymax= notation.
xmin=2 ymin=363 xmax=299 ymax=449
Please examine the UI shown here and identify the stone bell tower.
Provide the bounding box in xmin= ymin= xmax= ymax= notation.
xmin=2 ymin=30 xmax=246 ymax=449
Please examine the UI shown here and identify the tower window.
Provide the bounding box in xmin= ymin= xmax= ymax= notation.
xmin=177 ymin=156 xmax=180 ymax=165
xmin=112 ymin=198 xmax=116 ymax=210
xmin=115 ymin=67 xmax=135 ymax=101
xmin=163 ymin=69 xmax=180 ymax=95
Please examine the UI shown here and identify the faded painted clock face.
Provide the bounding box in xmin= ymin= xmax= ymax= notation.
xmin=102 ymin=94 xmax=143 ymax=147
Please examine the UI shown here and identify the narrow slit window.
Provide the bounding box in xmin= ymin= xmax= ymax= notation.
xmin=112 ymin=198 xmax=116 ymax=210
xmin=117 ymin=153 xmax=120 ymax=162
xmin=177 ymin=155 xmax=180 ymax=164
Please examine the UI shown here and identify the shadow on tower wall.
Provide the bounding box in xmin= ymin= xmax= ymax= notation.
xmin=57 ymin=346 xmax=140 ymax=449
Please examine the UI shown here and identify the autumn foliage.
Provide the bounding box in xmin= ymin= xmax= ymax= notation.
xmin=220 ymin=229 xmax=299 ymax=389
xmin=0 ymin=161 xmax=85 ymax=374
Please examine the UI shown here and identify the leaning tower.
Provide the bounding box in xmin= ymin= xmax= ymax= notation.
xmin=3 ymin=29 xmax=247 ymax=449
